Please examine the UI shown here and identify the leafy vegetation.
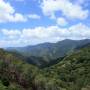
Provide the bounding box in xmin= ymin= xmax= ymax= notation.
xmin=43 ymin=45 xmax=90 ymax=90
xmin=0 ymin=43 xmax=90 ymax=90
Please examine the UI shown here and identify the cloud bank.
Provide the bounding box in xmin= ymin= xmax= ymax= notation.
xmin=0 ymin=0 xmax=27 ymax=22
xmin=0 ymin=0 xmax=90 ymax=47
xmin=40 ymin=0 xmax=89 ymax=19
xmin=0 ymin=23 xmax=90 ymax=47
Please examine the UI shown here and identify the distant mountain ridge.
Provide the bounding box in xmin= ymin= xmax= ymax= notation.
xmin=0 ymin=40 xmax=90 ymax=90
xmin=6 ymin=39 xmax=90 ymax=67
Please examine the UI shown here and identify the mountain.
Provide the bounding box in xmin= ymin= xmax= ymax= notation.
xmin=6 ymin=39 xmax=90 ymax=67
xmin=43 ymin=44 xmax=90 ymax=90
xmin=0 ymin=43 xmax=90 ymax=90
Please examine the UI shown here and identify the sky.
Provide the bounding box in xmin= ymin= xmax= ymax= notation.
xmin=0 ymin=0 xmax=90 ymax=47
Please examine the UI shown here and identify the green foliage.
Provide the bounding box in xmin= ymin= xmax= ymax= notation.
xmin=44 ymin=46 xmax=90 ymax=90
xmin=1 ymin=78 xmax=10 ymax=87
xmin=0 ymin=81 xmax=8 ymax=90
xmin=0 ymin=44 xmax=90 ymax=90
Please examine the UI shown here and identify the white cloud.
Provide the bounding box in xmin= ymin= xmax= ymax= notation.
xmin=0 ymin=0 xmax=27 ymax=22
xmin=1 ymin=29 xmax=21 ymax=39
xmin=2 ymin=29 xmax=21 ymax=36
xmin=69 ymin=23 xmax=90 ymax=39
xmin=57 ymin=17 xmax=68 ymax=26
xmin=0 ymin=23 xmax=90 ymax=47
xmin=40 ymin=0 xmax=89 ymax=19
xmin=28 ymin=14 xmax=40 ymax=19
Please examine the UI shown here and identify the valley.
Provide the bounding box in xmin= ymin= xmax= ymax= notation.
xmin=0 ymin=39 xmax=90 ymax=90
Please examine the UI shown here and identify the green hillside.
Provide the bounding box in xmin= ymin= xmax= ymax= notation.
xmin=43 ymin=45 xmax=90 ymax=90
xmin=7 ymin=39 xmax=90 ymax=67
xmin=0 ymin=49 xmax=39 ymax=90
xmin=0 ymin=44 xmax=90 ymax=90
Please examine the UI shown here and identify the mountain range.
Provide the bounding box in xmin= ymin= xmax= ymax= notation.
xmin=0 ymin=39 xmax=90 ymax=90
xmin=6 ymin=39 xmax=90 ymax=67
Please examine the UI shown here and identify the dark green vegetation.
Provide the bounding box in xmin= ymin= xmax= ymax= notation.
xmin=7 ymin=39 xmax=90 ymax=67
xmin=0 ymin=49 xmax=39 ymax=90
xmin=43 ymin=45 xmax=90 ymax=90
xmin=0 ymin=41 xmax=90 ymax=90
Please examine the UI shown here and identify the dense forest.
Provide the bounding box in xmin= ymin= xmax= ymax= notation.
xmin=0 ymin=43 xmax=90 ymax=90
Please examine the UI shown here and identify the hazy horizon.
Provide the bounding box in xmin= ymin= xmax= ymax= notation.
xmin=1 ymin=38 xmax=90 ymax=48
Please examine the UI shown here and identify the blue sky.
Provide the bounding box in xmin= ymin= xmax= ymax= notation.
xmin=0 ymin=0 xmax=90 ymax=47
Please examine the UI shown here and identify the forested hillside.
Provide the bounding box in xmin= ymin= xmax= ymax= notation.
xmin=0 ymin=44 xmax=90 ymax=90
xmin=0 ymin=49 xmax=39 ymax=90
xmin=43 ymin=45 xmax=90 ymax=90
xmin=7 ymin=39 xmax=90 ymax=67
